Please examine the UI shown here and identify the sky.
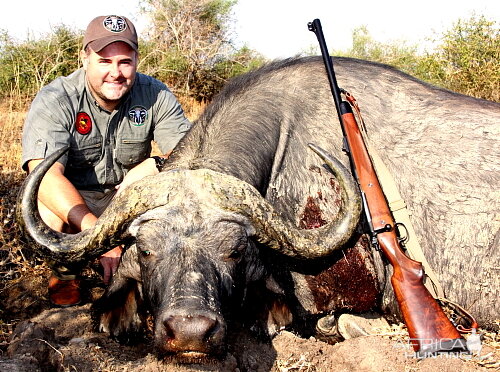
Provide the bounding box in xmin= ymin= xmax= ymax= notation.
xmin=2 ymin=0 xmax=498 ymax=59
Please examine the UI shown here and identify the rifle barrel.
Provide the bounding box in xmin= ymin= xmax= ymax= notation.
xmin=308 ymin=19 xmax=344 ymax=128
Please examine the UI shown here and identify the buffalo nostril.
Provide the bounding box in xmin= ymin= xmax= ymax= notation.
xmin=164 ymin=314 xmax=219 ymax=343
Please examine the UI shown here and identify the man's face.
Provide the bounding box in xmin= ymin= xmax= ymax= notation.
xmin=82 ymin=42 xmax=137 ymax=111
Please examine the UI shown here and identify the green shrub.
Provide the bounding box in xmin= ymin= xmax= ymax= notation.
xmin=339 ymin=15 xmax=499 ymax=102
xmin=425 ymin=15 xmax=499 ymax=101
xmin=0 ymin=26 xmax=81 ymax=105
xmin=348 ymin=26 xmax=421 ymax=69
xmin=138 ymin=0 xmax=262 ymax=101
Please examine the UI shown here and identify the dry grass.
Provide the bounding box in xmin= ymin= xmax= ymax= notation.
xmin=0 ymin=98 xmax=30 ymax=352
xmin=0 ymin=98 xmax=27 ymax=282
xmin=0 ymin=98 xmax=25 ymax=174
xmin=179 ymin=95 xmax=207 ymax=122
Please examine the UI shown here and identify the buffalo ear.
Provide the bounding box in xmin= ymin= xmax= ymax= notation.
xmin=91 ymin=278 xmax=146 ymax=344
xmin=241 ymin=280 xmax=292 ymax=339
xmin=91 ymin=245 xmax=145 ymax=343
xmin=265 ymin=274 xmax=285 ymax=295
xmin=118 ymin=244 xmax=142 ymax=282
xmin=260 ymin=276 xmax=293 ymax=337
xmin=265 ymin=297 xmax=293 ymax=336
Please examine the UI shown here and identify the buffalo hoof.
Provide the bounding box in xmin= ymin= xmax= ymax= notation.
xmin=316 ymin=314 xmax=343 ymax=343
xmin=316 ymin=312 xmax=390 ymax=343
xmin=337 ymin=312 xmax=390 ymax=339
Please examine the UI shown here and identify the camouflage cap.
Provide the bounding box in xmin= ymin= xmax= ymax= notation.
xmin=83 ymin=15 xmax=138 ymax=52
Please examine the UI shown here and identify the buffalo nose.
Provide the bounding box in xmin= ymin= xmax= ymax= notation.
xmin=164 ymin=314 xmax=220 ymax=351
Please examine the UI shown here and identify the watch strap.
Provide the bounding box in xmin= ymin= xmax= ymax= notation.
xmin=151 ymin=156 xmax=166 ymax=171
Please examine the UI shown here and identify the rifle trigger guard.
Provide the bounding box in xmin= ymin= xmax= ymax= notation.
xmin=395 ymin=222 xmax=409 ymax=244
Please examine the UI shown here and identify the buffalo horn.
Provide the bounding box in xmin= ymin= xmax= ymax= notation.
xmin=17 ymin=145 xmax=360 ymax=263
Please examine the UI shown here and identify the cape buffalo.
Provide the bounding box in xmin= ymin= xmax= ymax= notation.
xmin=18 ymin=56 xmax=499 ymax=362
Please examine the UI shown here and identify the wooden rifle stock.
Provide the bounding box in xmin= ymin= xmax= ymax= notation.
xmin=308 ymin=18 xmax=468 ymax=357
xmin=342 ymin=110 xmax=467 ymax=356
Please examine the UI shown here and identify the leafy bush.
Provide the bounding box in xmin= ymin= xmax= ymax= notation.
xmin=344 ymin=26 xmax=421 ymax=71
xmin=138 ymin=0 xmax=264 ymax=101
xmin=340 ymin=15 xmax=499 ymax=102
xmin=424 ymin=15 xmax=499 ymax=101
xmin=0 ymin=26 xmax=81 ymax=106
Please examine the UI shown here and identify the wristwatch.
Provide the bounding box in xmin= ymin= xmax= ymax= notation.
xmin=151 ymin=156 xmax=167 ymax=172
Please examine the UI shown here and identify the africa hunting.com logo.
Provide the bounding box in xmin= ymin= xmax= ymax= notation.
xmin=393 ymin=330 xmax=482 ymax=359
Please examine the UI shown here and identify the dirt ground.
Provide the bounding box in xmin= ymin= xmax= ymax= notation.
xmin=0 ymin=269 xmax=498 ymax=372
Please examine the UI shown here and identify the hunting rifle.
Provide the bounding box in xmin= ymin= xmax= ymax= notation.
xmin=308 ymin=18 xmax=468 ymax=358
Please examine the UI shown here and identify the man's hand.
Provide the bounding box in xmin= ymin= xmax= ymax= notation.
xmin=100 ymin=246 xmax=123 ymax=285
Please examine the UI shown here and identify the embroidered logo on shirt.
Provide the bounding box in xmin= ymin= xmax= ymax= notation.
xmin=128 ymin=106 xmax=147 ymax=126
xmin=75 ymin=112 xmax=92 ymax=135
xmin=103 ymin=16 xmax=127 ymax=33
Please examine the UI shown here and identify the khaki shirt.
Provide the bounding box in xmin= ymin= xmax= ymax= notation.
xmin=22 ymin=68 xmax=191 ymax=191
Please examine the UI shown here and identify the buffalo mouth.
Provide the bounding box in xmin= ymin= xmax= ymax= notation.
xmin=159 ymin=350 xmax=224 ymax=365
xmin=157 ymin=343 xmax=227 ymax=365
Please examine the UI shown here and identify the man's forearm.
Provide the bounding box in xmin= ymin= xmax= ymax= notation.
xmin=114 ymin=155 xmax=164 ymax=196
xmin=28 ymin=160 xmax=97 ymax=231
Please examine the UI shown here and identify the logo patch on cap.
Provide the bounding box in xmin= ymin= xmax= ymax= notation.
xmin=128 ymin=106 xmax=148 ymax=126
xmin=75 ymin=112 xmax=92 ymax=135
xmin=103 ymin=16 xmax=127 ymax=33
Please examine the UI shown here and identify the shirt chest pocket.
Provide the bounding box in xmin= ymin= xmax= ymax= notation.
xmin=67 ymin=141 xmax=102 ymax=168
xmin=116 ymin=138 xmax=152 ymax=169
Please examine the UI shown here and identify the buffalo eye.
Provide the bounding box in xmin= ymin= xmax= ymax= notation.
xmin=225 ymin=236 xmax=247 ymax=261
xmin=140 ymin=249 xmax=153 ymax=257
xmin=227 ymin=249 xmax=242 ymax=260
